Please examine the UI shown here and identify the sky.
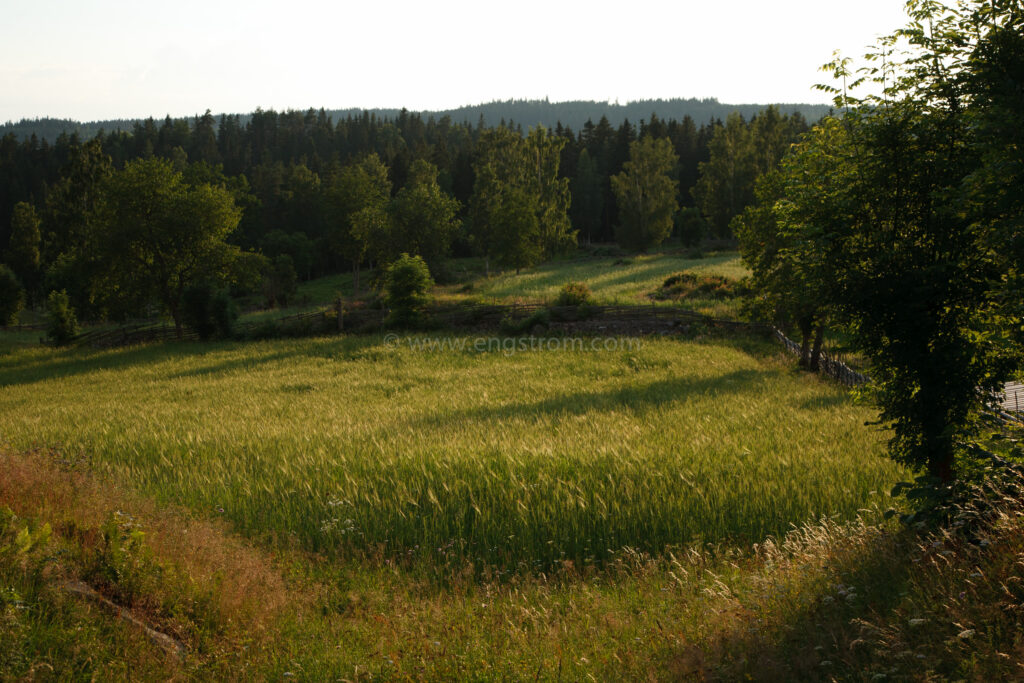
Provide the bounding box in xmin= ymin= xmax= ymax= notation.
xmin=1 ymin=0 xmax=911 ymax=123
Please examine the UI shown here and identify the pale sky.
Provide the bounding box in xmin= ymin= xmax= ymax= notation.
xmin=1 ymin=0 xmax=911 ymax=123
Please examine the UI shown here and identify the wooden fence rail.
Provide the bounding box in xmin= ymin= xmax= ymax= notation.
xmin=771 ymin=327 xmax=870 ymax=387
xmin=71 ymin=302 xmax=765 ymax=348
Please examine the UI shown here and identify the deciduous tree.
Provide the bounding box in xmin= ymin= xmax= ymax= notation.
xmin=611 ymin=137 xmax=679 ymax=251
xmin=99 ymin=157 xmax=243 ymax=336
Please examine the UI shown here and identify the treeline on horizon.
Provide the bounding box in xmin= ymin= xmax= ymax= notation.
xmin=0 ymin=97 xmax=833 ymax=144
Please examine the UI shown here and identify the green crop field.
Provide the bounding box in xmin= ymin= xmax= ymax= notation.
xmin=0 ymin=333 xmax=898 ymax=574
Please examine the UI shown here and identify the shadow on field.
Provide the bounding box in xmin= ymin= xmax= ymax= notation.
xmin=663 ymin=526 xmax=930 ymax=681
xmin=0 ymin=336 xmax=391 ymax=388
xmin=481 ymin=254 xmax=728 ymax=300
xmin=164 ymin=348 xmax=310 ymax=379
xmin=797 ymin=392 xmax=854 ymax=410
xmin=0 ymin=343 xmax=191 ymax=388
xmin=413 ymin=368 xmax=763 ymax=427
xmin=166 ymin=337 xmax=389 ymax=379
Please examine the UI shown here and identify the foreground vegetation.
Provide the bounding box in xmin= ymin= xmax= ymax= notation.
xmin=4 ymin=443 xmax=1023 ymax=680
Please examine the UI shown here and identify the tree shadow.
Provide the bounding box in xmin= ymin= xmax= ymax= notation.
xmin=664 ymin=524 xmax=940 ymax=681
xmin=410 ymin=368 xmax=765 ymax=429
xmin=0 ymin=335 xmax=387 ymax=388
xmin=0 ymin=343 xmax=193 ymax=389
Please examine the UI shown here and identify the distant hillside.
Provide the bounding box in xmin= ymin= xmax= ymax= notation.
xmin=1 ymin=98 xmax=834 ymax=142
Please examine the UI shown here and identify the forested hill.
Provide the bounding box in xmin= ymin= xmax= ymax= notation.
xmin=1 ymin=98 xmax=833 ymax=142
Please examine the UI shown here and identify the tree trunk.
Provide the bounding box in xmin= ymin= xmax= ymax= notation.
xmin=809 ymin=324 xmax=824 ymax=372
xmin=352 ymin=259 xmax=360 ymax=295
xmin=172 ymin=311 xmax=183 ymax=340
xmin=798 ymin=316 xmax=814 ymax=368
xmin=927 ymin=443 xmax=956 ymax=483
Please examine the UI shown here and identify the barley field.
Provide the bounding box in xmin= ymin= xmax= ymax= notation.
xmin=0 ymin=333 xmax=899 ymax=572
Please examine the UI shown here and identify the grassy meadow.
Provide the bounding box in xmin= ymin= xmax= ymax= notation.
xmin=234 ymin=251 xmax=750 ymax=324
xmin=0 ymin=334 xmax=896 ymax=574
xmin=5 ymin=326 xmax=1022 ymax=680
xmin=7 ymin=250 xmax=986 ymax=680
xmin=448 ymin=251 xmax=748 ymax=314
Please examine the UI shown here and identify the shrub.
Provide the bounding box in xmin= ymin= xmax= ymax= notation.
xmin=499 ymin=308 xmax=551 ymax=336
xmin=676 ymin=207 xmax=708 ymax=247
xmin=554 ymin=281 xmax=593 ymax=307
xmin=262 ymin=255 xmax=298 ymax=308
xmin=655 ymin=273 xmax=736 ymax=301
xmin=383 ymin=254 xmax=433 ymax=326
xmin=182 ymin=283 xmax=238 ymax=340
xmin=0 ymin=265 xmax=25 ymax=325
xmin=45 ymin=290 xmax=79 ymax=345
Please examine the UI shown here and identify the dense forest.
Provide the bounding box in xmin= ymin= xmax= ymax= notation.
xmin=0 ymin=103 xmax=813 ymax=326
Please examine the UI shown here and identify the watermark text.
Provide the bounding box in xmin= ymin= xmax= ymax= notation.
xmin=383 ymin=334 xmax=642 ymax=355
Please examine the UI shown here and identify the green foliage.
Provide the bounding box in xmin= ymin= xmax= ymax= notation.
xmin=654 ymin=272 xmax=737 ymax=301
xmin=383 ymin=253 xmax=433 ymax=325
xmin=98 ymin=157 xmax=243 ymax=333
xmin=6 ymin=202 xmax=41 ymax=300
xmin=734 ymin=123 xmax=845 ymax=366
xmin=260 ymin=230 xmax=314 ymax=281
xmin=384 ymin=159 xmax=461 ymax=274
xmin=262 ymin=254 xmax=299 ymax=308
xmin=0 ymin=265 xmax=24 ymax=325
xmin=326 ymin=153 xmax=391 ymax=287
xmin=181 ymin=283 xmax=238 ymax=340
xmin=498 ymin=308 xmax=551 ymax=336
xmin=553 ymin=281 xmax=593 ymax=307
xmin=675 ymin=206 xmax=707 ymax=246
xmin=469 ymin=126 xmax=575 ymax=271
xmin=765 ymin=0 xmax=1024 ymax=484
xmin=611 ymin=137 xmax=679 ymax=251
xmin=693 ymin=108 xmax=808 ymax=238
xmin=44 ymin=289 xmax=79 ymax=345
xmin=571 ymin=148 xmax=603 ymax=244
xmin=39 ymin=139 xmax=113 ymax=320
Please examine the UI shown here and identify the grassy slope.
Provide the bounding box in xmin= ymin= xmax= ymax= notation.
xmin=463 ymin=252 xmax=747 ymax=304
xmin=4 ymin=447 xmax=1022 ymax=681
xmin=238 ymin=251 xmax=750 ymax=323
xmin=0 ymin=334 xmax=896 ymax=572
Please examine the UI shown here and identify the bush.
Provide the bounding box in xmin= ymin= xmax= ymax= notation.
xmin=45 ymin=290 xmax=79 ymax=345
xmin=181 ymin=283 xmax=238 ymax=340
xmin=0 ymin=265 xmax=24 ymax=325
xmin=383 ymin=254 xmax=433 ymax=326
xmin=676 ymin=207 xmax=708 ymax=247
xmin=554 ymin=281 xmax=593 ymax=307
xmin=654 ymin=273 xmax=737 ymax=300
xmin=499 ymin=308 xmax=551 ymax=336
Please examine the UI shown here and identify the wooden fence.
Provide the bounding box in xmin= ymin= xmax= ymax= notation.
xmin=1000 ymin=382 xmax=1024 ymax=415
xmin=73 ymin=322 xmax=199 ymax=348
xmin=71 ymin=302 xmax=764 ymax=349
xmin=770 ymin=327 xmax=1024 ymax=421
xmin=771 ymin=327 xmax=870 ymax=387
